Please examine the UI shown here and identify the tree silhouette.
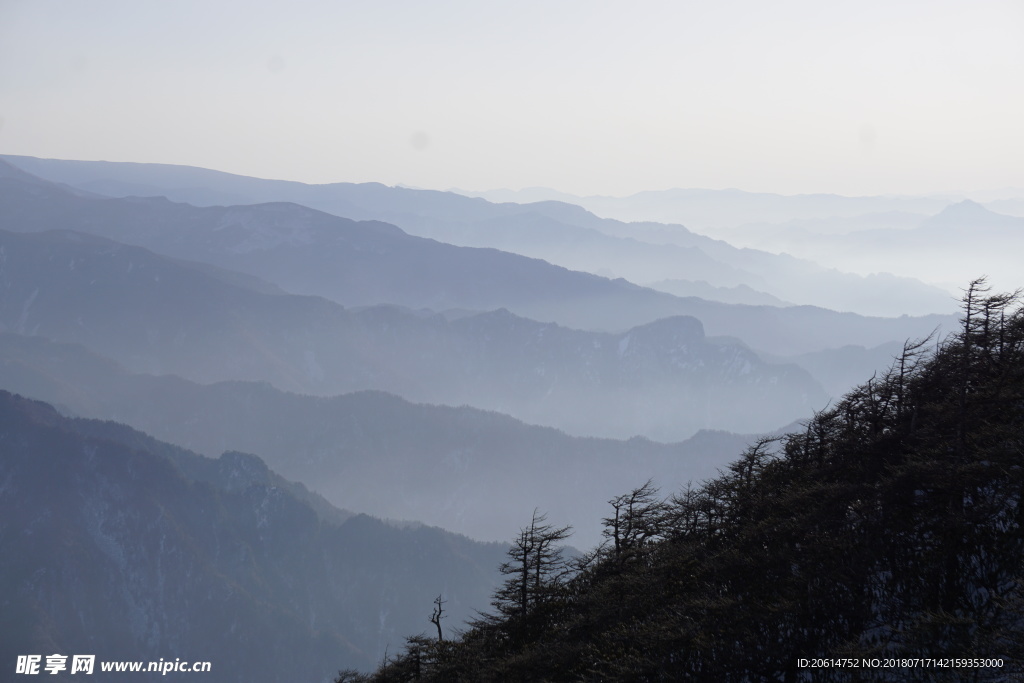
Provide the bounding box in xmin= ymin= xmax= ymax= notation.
xmin=357 ymin=281 xmax=1024 ymax=682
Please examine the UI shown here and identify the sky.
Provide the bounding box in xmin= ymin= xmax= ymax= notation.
xmin=1 ymin=0 xmax=1023 ymax=197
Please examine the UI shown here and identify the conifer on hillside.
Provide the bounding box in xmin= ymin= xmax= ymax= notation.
xmin=349 ymin=280 xmax=1024 ymax=682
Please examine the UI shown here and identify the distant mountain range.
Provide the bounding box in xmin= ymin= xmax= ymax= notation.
xmin=720 ymin=199 xmax=1024 ymax=296
xmin=0 ymin=158 xmax=964 ymax=442
xmin=455 ymin=184 xmax=1016 ymax=230
xmin=457 ymin=183 xmax=1024 ymax=305
xmin=1 ymin=154 xmax=958 ymax=317
xmin=0 ymin=226 xmax=823 ymax=441
xmin=0 ymin=333 xmax=755 ymax=546
xmin=0 ymin=159 xmax=956 ymax=355
xmin=0 ymin=390 xmax=507 ymax=679
xmin=644 ymin=279 xmax=793 ymax=307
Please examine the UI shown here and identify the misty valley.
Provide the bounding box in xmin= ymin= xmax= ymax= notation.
xmin=2 ymin=155 xmax=1023 ymax=681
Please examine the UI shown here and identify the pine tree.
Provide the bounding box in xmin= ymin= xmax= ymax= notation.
xmin=360 ymin=281 xmax=1024 ymax=682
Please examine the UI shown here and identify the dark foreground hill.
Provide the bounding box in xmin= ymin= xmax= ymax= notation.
xmin=352 ymin=281 xmax=1024 ymax=681
xmin=0 ymin=391 xmax=507 ymax=681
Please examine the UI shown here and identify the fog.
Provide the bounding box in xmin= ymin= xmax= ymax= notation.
xmin=3 ymin=3 xmax=1022 ymax=677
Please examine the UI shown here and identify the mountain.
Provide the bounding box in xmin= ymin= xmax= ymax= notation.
xmin=0 ymin=333 xmax=756 ymax=546
xmin=0 ymin=161 xmax=956 ymax=358
xmin=469 ymin=201 xmax=954 ymax=316
xmin=0 ymin=155 xmax=955 ymax=317
xmin=644 ymin=279 xmax=792 ymax=307
xmin=0 ymin=228 xmax=825 ymax=441
xmin=987 ymin=197 xmax=1024 ymax=217
xmin=0 ymin=390 xmax=508 ymax=680
xmin=920 ymin=199 xmax=1024 ymax=235
xmin=763 ymin=340 xmax=908 ymax=399
xmin=716 ymin=211 xmax=927 ymax=253
xmin=394 ymin=206 xmax=954 ymax=318
xmin=709 ymin=200 xmax=1024 ymax=297
xmin=459 ymin=185 xmax=960 ymax=231
xmin=358 ymin=284 xmax=1024 ymax=682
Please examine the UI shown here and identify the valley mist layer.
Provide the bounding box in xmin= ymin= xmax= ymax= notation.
xmin=0 ymin=157 xmax=956 ymax=404
xmin=2 ymin=154 xmax=957 ymax=318
xmin=0 ymin=333 xmax=756 ymax=547
xmin=0 ymin=220 xmax=824 ymax=442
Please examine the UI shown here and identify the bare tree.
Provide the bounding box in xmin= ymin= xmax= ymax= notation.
xmin=428 ymin=594 xmax=446 ymax=641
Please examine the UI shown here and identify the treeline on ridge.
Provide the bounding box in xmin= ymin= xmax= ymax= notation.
xmin=338 ymin=280 xmax=1024 ymax=682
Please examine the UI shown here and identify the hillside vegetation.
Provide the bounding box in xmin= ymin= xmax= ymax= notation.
xmin=0 ymin=393 xmax=507 ymax=679
xmin=349 ymin=281 xmax=1024 ymax=681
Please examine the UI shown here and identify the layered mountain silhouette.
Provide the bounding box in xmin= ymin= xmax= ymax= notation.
xmin=3 ymin=151 xmax=1014 ymax=683
xmin=1 ymin=154 xmax=956 ymax=316
xmin=0 ymin=391 xmax=507 ymax=680
xmin=717 ymin=199 xmax=1024 ymax=298
xmin=460 ymin=184 xmax=960 ymax=229
xmin=0 ymin=225 xmax=824 ymax=441
xmin=0 ymin=160 xmax=954 ymax=358
xmin=0 ymin=333 xmax=755 ymax=545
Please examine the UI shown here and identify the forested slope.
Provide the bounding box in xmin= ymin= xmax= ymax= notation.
xmin=0 ymin=392 xmax=507 ymax=680
xmin=351 ymin=281 xmax=1024 ymax=682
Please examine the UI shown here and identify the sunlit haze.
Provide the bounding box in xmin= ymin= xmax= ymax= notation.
xmin=2 ymin=0 xmax=1023 ymax=197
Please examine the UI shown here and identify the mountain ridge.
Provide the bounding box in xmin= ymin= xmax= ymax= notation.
xmin=0 ymin=332 xmax=758 ymax=546
xmin=0 ymin=389 xmax=508 ymax=680
xmin=0 ymin=227 xmax=824 ymax=441
xmin=0 ymin=163 xmax=957 ymax=358
xmin=0 ymin=154 xmax=956 ymax=317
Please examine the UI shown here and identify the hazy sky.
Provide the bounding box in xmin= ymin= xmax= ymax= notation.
xmin=2 ymin=0 xmax=1022 ymax=197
